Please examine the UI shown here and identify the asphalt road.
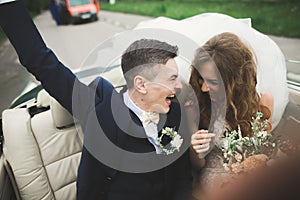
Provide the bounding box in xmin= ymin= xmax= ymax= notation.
xmin=0 ymin=10 xmax=299 ymax=114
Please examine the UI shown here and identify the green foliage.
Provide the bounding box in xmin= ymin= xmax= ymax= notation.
xmin=24 ymin=0 xmax=50 ymax=15
xmin=101 ymin=0 xmax=300 ymax=37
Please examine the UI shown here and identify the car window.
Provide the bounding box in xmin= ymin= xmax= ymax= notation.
xmin=69 ymin=0 xmax=91 ymax=6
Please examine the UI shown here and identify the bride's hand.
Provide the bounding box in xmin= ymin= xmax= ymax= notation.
xmin=191 ymin=130 xmax=215 ymax=154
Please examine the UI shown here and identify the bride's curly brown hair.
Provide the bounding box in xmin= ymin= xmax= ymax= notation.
xmin=189 ymin=32 xmax=271 ymax=136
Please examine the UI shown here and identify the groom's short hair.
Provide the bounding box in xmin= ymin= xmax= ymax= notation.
xmin=121 ymin=39 xmax=178 ymax=89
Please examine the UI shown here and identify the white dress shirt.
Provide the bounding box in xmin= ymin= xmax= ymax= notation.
xmin=123 ymin=91 xmax=162 ymax=154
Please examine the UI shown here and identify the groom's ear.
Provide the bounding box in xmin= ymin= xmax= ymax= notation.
xmin=134 ymin=75 xmax=147 ymax=94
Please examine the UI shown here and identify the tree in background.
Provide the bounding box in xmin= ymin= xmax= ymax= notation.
xmin=24 ymin=0 xmax=49 ymax=15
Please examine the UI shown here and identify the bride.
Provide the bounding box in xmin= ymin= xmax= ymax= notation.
xmin=187 ymin=32 xmax=274 ymax=199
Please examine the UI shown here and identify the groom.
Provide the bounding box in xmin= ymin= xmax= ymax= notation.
xmin=0 ymin=1 xmax=192 ymax=200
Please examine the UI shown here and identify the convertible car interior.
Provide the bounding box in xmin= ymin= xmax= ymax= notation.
xmin=0 ymin=90 xmax=83 ymax=200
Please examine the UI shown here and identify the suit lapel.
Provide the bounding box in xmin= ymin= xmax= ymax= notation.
xmin=111 ymin=91 xmax=149 ymax=151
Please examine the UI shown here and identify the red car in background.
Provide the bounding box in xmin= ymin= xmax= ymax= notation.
xmin=60 ymin=0 xmax=100 ymax=24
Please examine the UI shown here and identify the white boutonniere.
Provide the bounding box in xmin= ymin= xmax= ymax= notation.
xmin=157 ymin=127 xmax=183 ymax=155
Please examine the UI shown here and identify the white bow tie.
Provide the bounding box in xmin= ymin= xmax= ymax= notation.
xmin=142 ymin=112 xmax=159 ymax=126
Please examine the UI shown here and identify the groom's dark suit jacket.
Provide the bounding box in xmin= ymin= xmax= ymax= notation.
xmin=0 ymin=1 xmax=193 ymax=200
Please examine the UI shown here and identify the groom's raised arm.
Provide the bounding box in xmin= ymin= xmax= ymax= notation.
xmin=0 ymin=0 xmax=100 ymax=118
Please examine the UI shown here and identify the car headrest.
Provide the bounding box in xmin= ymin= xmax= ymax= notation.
xmin=36 ymin=90 xmax=74 ymax=128
xmin=50 ymin=98 xmax=74 ymax=128
xmin=36 ymin=89 xmax=51 ymax=108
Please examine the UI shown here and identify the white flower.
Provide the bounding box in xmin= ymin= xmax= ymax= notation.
xmin=170 ymin=134 xmax=183 ymax=151
xmin=257 ymin=131 xmax=267 ymax=138
xmin=272 ymin=143 xmax=276 ymax=147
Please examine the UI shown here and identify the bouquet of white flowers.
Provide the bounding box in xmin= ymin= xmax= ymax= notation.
xmin=221 ymin=112 xmax=280 ymax=173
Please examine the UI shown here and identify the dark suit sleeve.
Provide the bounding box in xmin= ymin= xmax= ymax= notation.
xmin=0 ymin=0 xmax=97 ymax=121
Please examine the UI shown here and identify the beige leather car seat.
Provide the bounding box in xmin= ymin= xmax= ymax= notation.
xmin=0 ymin=155 xmax=18 ymax=200
xmin=2 ymin=90 xmax=83 ymax=200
